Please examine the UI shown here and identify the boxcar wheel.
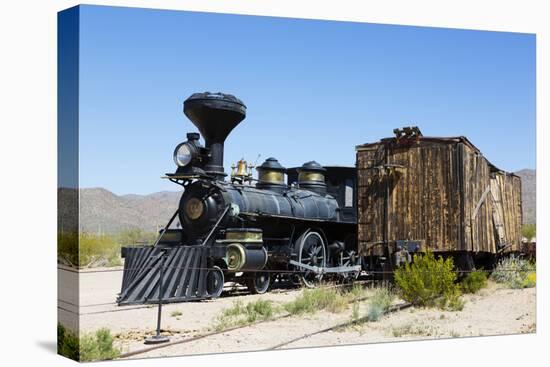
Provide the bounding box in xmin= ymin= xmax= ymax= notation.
xmin=246 ymin=271 xmax=271 ymax=294
xmin=340 ymin=249 xmax=361 ymax=280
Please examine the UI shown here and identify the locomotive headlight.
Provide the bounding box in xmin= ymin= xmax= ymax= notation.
xmin=173 ymin=142 xmax=193 ymax=167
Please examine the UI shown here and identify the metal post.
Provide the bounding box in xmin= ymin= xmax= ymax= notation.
xmin=144 ymin=250 xmax=170 ymax=344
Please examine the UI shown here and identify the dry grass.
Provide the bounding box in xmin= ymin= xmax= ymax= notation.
xmin=283 ymin=285 xmax=367 ymax=316
xmin=390 ymin=323 xmax=440 ymax=338
xmin=213 ymin=299 xmax=275 ymax=331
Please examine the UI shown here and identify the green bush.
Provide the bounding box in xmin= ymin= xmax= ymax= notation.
xmin=58 ymin=232 xmax=121 ymax=268
xmin=58 ymin=323 xmax=79 ymax=361
xmin=447 ymin=295 xmax=465 ymax=311
xmin=522 ymin=224 xmax=536 ymax=242
xmin=523 ymin=272 xmax=536 ymax=288
xmin=79 ymin=328 xmax=120 ymax=361
xmin=57 ymin=232 xmax=79 ymax=267
xmin=491 ymin=255 xmax=536 ymax=289
xmin=79 ymin=233 xmax=121 ymax=268
xmin=461 ymin=270 xmax=488 ymax=294
xmin=57 ymin=324 xmax=120 ymax=362
xmin=60 ymin=231 xmax=158 ymax=268
xmin=394 ymin=251 xmax=462 ymax=310
xmin=58 ymin=229 xmax=158 ymax=268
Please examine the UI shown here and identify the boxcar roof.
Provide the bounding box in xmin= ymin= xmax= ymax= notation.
xmin=356 ymin=135 xmax=519 ymax=177
xmin=356 ymin=135 xmax=480 ymax=152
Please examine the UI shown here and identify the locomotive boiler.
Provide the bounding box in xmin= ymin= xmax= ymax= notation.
xmin=118 ymin=92 xmax=360 ymax=305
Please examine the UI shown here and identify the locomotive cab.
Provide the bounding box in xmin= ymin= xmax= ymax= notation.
xmin=287 ymin=165 xmax=357 ymax=223
xmin=324 ymin=166 xmax=357 ymax=223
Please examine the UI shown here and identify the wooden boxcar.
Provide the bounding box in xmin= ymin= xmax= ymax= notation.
xmin=356 ymin=130 xmax=522 ymax=266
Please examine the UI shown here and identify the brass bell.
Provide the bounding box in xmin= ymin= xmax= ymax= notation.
xmin=236 ymin=159 xmax=248 ymax=177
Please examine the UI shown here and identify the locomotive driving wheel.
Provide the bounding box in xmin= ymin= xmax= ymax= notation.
xmin=296 ymin=230 xmax=327 ymax=288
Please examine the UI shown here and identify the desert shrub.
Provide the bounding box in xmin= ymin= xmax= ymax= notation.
xmin=79 ymin=328 xmax=120 ymax=361
xmin=394 ymin=251 xmax=462 ymax=309
xmin=461 ymin=270 xmax=488 ymax=294
xmin=522 ymin=224 xmax=536 ymax=242
xmin=59 ymin=230 xmax=159 ymax=268
xmin=79 ymin=233 xmax=121 ymax=268
xmin=58 ymin=232 xmax=122 ymax=268
xmin=366 ymin=287 xmax=395 ymax=321
xmin=523 ymin=272 xmax=536 ymax=288
xmin=366 ymin=303 xmax=384 ymax=322
xmin=58 ymin=323 xmax=79 ymax=361
xmin=447 ymin=295 xmax=465 ymax=311
xmin=58 ymin=232 xmax=79 ymax=267
xmin=491 ymin=255 xmax=536 ymax=289
xmin=58 ymin=324 xmax=120 ymax=362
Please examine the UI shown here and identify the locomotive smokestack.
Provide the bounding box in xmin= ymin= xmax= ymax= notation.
xmin=183 ymin=92 xmax=246 ymax=179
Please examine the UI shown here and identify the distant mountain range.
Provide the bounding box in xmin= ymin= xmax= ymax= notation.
xmin=515 ymin=169 xmax=536 ymax=225
xmin=58 ymin=187 xmax=183 ymax=234
xmin=79 ymin=188 xmax=184 ymax=233
xmin=59 ymin=168 xmax=535 ymax=234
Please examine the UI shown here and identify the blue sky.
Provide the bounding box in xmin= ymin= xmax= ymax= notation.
xmin=74 ymin=5 xmax=535 ymax=195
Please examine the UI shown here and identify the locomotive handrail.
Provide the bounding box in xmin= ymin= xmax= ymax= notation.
xmin=201 ymin=204 xmax=232 ymax=246
xmin=152 ymin=209 xmax=179 ymax=247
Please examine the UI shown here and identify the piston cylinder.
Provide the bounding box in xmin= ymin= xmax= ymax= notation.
xmin=220 ymin=228 xmax=267 ymax=271
xmin=226 ymin=243 xmax=268 ymax=271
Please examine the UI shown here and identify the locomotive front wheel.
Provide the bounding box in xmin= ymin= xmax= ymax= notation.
xmin=296 ymin=230 xmax=327 ymax=288
xmin=246 ymin=271 xmax=271 ymax=294
xmin=206 ymin=266 xmax=224 ymax=298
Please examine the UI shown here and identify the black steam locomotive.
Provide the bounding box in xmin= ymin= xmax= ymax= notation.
xmin=118 ymin=92 xmax=361 ymax=305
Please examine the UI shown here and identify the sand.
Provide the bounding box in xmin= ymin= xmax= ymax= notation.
xmin=57 ymin=267 xmax=536 ymax=359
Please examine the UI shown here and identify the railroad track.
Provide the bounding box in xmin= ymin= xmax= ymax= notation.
xmin=118 ymin=310 xmax=292 ymax=359
xmin=116 ymin=280 xmax=388 ymax=360
xmin=267 ymin=301 xmax=413 ymax=350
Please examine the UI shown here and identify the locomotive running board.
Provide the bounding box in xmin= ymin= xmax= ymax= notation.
xmin=117 ymin=246 xmax=211 ymax=306
xmin=289 ymin=260 xmax=362 ymax=275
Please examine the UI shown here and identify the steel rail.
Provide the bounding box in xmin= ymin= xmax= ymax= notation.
xmin=267 ymin=301 xmax=413 ymax=350
xmin=116 ymin=281 xmax=378 ymax=359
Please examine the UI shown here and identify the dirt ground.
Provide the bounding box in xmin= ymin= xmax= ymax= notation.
xmin=57 ymin=267 xmax=536 ymax=359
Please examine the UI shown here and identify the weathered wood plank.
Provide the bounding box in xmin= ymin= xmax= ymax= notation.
xmin=357 ymin=136 xmax=522 ymax=257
